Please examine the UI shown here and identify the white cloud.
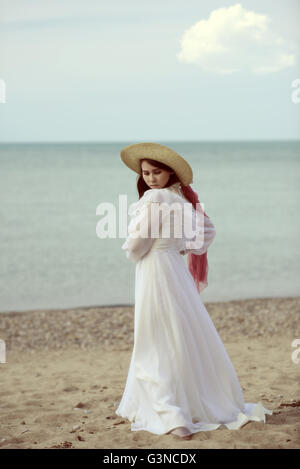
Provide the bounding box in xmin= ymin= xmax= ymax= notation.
xmin=176 ymin=3 xmax=298 ymax=75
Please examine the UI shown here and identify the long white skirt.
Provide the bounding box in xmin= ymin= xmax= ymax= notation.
xmin=115 ymin=249 xmax=272 ymax=435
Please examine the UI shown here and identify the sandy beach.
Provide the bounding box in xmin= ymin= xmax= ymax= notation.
xmin=0 ymin=296 xmax=299 ymax=449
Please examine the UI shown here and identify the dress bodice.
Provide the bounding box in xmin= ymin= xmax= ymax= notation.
xmin=150 ymin=183 xmax=187 ymax=252
xmin=123 ymin=182 xmax=216 ymax=263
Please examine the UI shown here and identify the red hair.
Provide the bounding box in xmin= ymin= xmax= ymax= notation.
xmin=180 ymin=183 xmax=209 ymax=294
xmin=136 ymin=160 xmax=210 ymax=293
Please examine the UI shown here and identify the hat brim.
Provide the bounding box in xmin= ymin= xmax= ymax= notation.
xmin=120 ymin=142 xmax=193 ymax=186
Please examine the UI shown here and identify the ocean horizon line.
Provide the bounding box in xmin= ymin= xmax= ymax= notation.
xmin=0 ymin=138 xmax=300 ymax=146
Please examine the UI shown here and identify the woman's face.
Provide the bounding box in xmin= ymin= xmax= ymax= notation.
xmin=141 ymin=160 xmax=173 ymax=189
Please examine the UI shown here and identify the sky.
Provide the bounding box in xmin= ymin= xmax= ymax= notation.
xmin=0 ymin=0 xmax=300 ymax=142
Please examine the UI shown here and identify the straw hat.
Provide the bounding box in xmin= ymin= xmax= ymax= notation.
xmin=120 ymin=142 xmax=193 ymax=186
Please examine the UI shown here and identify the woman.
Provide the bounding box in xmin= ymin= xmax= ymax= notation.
xmin=115 ymin=142 xmax=272 ymax=439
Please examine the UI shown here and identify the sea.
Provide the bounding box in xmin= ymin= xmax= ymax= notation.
xmin=0 ymin=141 xmax=299 ymax=313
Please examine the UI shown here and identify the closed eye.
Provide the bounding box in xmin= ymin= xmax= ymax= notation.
xmin=143 ymin=171 xmax=161 ymax=175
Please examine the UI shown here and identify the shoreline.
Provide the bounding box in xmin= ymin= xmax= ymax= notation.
xmin=0 ymin=296 xmax=299 ymax=353
xmin=2 ymin=294 xmax=299 ymax=315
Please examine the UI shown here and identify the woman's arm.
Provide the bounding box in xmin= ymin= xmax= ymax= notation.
xmin=122 ymin=201 xmax=160 ymax=263
xmin=181 ymin=214 xmax=216 ymax=256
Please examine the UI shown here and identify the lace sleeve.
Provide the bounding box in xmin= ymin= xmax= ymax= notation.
xmin=122 ymin=190 xmax=165 ymax=263
xmin=182 ymin=213 xmax=216 ymax=256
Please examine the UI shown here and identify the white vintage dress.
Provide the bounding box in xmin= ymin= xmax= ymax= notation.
xmin=115 ymin=182 xmax=272 ymax=436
